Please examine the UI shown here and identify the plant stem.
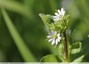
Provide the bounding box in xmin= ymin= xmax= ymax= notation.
xmin=64 ymin=30 xmax=68 ymax=62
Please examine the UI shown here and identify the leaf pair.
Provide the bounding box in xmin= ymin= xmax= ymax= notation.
xmin=70 ymin=42 xmax=85 ymax=62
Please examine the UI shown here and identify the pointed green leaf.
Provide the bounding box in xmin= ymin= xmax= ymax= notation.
xmin=73 ymin=55 xmax=85 ymax=62
xmin=39 ymin=13 xmax=65 ymax=31
xmin=40 ymin=54 xmax=61 ymax=62
xmin=39 ymin=13 xmax=55 ymax=30
xmin=71 ymin=42 xmax=82 ymax=54
xmin=57 ymin=42 xmax=65 ymax=62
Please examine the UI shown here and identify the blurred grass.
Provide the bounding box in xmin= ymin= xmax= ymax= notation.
xmin=0 ymin=0 xmax=34 ymax=19
xmin=1 ymin=9 xmax=37 ymax=62
xmin=0 ymin=0 xmax=89 ymax=62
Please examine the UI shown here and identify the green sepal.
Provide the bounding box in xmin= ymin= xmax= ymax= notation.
xmin=54 ymin=20 xmax=63 ymax=31
xmin=64 ymin=15 xmax=70 ymax=27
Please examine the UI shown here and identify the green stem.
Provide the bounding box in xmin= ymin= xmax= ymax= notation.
xmin=64 ymin=30 xmax=68 ymax=62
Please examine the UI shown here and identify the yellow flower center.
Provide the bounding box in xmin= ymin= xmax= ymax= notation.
xmin=53 ymin=33 xmax=57 ymax=39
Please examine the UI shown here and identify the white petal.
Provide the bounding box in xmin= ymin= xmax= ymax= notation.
xmin=53 ymin=16 xmax=59 ymax=19
xmin=53 ymin=16 xmax=60 ymax=21
xmin=47 ymin=35 xmax=52 ymax=38
xmin=58 ymin=39 xmax=60 ymax=42
xmin=58 ymin=9 xmax=61 ymax=15
xmin=55 ymin=13 xmax=59 ymax=16
xmin=58 ymin=35 xmax=61 ymax=39
xmin=56 ymin=39 xmax=58 ymax=45
xmin=61 ymin=8 xmax=65 ymax=16
xmin=48 ymin=39 xmax=53 ymax=42
xmin=57 ymin=34 xmax=60 ymax=37
xmin=51 ymin=39 xmax=55 ymax=45
xmin=58 ymin=37 xmax=61 ymax=42
xmin=57 ymin=34 xmax=61 ymax=42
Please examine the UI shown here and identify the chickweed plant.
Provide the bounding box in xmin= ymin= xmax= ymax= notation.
xmin=39 ymin=8 xmax=85 ymax=62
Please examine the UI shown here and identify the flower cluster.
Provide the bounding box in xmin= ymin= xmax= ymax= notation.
xmin=39 ymin=8 xmax=84 ymax=62
xmin=47 ymin=8 xmax=65 ymax=45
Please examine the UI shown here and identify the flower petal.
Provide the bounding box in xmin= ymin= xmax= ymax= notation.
xmin=56 ymin=39 xmax=58 ymax=45
xmin=52 ymin=39 xmax=55 ymax=45
xmin=47 ymin=35 xmax=52 ymax=38
xmin=58 ymin=9 xmax=61 ymax=15
xmin=48 ymin=39 xmax=53 ymax=42
xmin=55 ymin=13 xmax=59 ymax=16
xmin=61 ymin=8 xmax=65 ymax=16
xmin=57 ymin=34 xmax=60 ymax=37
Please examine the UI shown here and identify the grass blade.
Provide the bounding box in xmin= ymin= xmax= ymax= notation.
xmin=1 ymin=9 xmax=37 ymax=62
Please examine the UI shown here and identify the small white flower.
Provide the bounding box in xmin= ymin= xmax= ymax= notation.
xmin=53 ymin=8 xmax=65 ymax=21
xmin=47 ymin=30 xmax=61 ymax=45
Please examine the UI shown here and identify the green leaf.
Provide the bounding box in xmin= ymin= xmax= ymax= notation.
xmin=39 ymin=13 xmax=54 ymax=29
xmin=39 ymin=13 xmax=63 ymax=31
xmin=71 ymin=42 xmax=82 ymax=54
xmin=73 ymin=55 xmax=85 ymax=62
xmin=57 ymin=42 xmax=65 ymax=62
xmin=40 ymin=54 xmax=61 ymax=62
xmin=1 ymin=9 xmax=37 ymax=62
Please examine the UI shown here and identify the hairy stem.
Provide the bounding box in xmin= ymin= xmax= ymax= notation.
xmin=64 ymin=30 xmax=68 ymax=62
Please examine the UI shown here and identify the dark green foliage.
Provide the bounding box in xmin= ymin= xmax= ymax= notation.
xmin=0 ymin=0 xmax=89 ymax=62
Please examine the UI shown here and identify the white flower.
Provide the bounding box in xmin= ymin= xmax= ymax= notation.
xmin=53 ymin=8 xmax=65 ymax=21
xmin=47 ymin=30 xmax=61 ymax=45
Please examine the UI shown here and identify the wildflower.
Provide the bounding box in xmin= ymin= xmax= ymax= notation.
xmin=47 ymin=30 xmax=61 ymax=45
xmin=53 ymin=8 xmax=65 ymax=21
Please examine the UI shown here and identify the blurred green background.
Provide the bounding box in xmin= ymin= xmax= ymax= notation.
xmin=0 ymin=0 xmax=89 ymax=62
